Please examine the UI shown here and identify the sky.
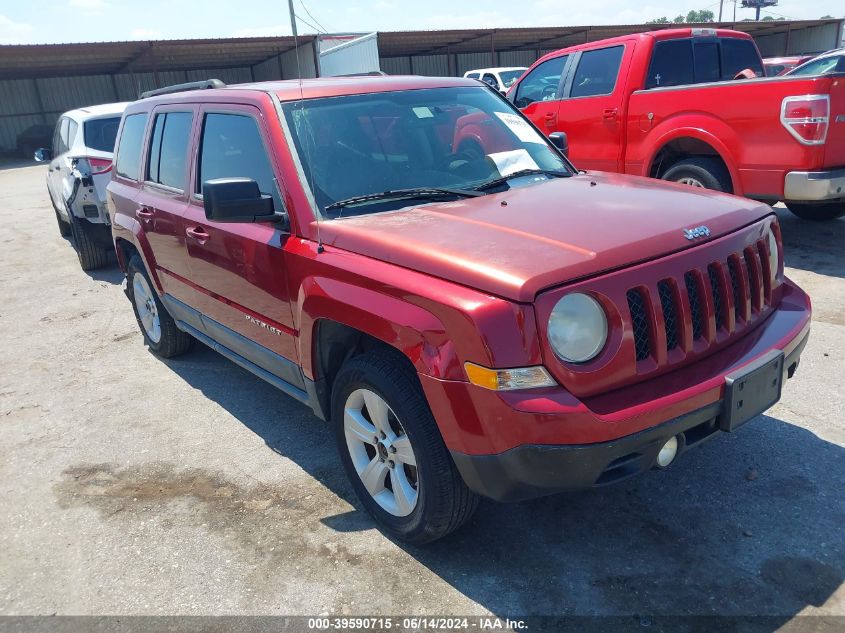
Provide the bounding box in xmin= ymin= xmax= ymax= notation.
xmin=0 ymin=0 xmax=843 ymax=44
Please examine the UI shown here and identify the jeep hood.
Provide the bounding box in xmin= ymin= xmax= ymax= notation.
xmin=317 ymin=172 xmax=773 ymax=302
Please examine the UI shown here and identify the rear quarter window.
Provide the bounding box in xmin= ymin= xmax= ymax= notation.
xmin=115 ymin=113 xmax=149 ymax=181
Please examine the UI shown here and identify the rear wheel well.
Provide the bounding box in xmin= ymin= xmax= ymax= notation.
xmin=114 ymin=237 xmax=139 ymax=273
xmin=650 ymin=138 xmax=733 ymax=193
xmin=311 ymin=320 xmax=413 ymax=421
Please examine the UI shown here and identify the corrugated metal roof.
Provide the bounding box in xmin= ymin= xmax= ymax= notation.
xmin=0 ymin=20 xmax=840 ymax=81
xmin=0 ymin=35 xmax=318 ymax=80
xmin=376 ymin=19 xmax=843 ymax=56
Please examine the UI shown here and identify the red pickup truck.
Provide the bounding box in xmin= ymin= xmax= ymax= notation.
xmin=510 ymin=28 xmax=845 ymax=221
xmin=108 ymin=76 xmax=810 ymax=543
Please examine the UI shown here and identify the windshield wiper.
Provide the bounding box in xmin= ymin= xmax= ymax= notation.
xmin=473 ymin=168 xmax=569 ymax=192
xmin=325 ymin=187 xmax=484 ymax=212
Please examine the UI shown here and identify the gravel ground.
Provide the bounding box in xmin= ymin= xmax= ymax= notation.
xmin=0 ymin=160 xmax=842 ymax=622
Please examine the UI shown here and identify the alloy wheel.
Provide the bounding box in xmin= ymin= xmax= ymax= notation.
xmin=343 ymin=388 xmax=418 ymax=517
xmin=132 ymin=273 xmax=162 ymax=344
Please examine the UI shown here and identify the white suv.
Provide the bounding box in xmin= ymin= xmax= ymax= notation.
xmin=463 ymin=67 xmax=527 ymax=93
xmin=35 ymin=102 xmax=128 ymax=270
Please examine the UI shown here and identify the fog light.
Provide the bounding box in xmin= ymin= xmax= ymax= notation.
xmin=656 ymin=436 xmax=679 ymax=468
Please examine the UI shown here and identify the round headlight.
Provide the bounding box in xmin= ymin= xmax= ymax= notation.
xmin=548 ymin=293 xmax=608 ymax=363
xmin=766 ymin=228 xmax=779 ymax=281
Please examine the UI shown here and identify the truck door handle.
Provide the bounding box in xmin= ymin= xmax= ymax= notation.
xmin=544 ymin=112 xmax=557 ymax=127
xmin=185 ymin=226 xmax=209 ymax=243
xmin=603 ymin=108 xmax=619 ymax=120
xmin=135 ymin=207 xmax=153 ymax=220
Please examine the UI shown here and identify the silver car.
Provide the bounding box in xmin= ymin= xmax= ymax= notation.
xmin=35 ymin=102 xmax=128 ymax=270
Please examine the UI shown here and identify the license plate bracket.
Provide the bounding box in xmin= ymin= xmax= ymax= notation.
xmin=720 ymin=350 xmax=784 ymax=432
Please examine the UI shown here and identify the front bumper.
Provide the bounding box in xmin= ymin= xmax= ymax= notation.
xmin=450 ymin=328 xmax=807 ymax=502
xmin=784 ymin=167 xmax=845 ymax=201
xmin=420 ymin=280 xmax=811 ymax=502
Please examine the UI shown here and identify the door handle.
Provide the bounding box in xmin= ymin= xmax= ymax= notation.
xmin=135 ymin=207 xmax=154 ymax=220
xmin=543 ymin=112 xmax=557 ymax=127
xmin=603 ymin=108 xmax=619 ymax=120
xmin=185 ymin=226 xmax=209 ymax=243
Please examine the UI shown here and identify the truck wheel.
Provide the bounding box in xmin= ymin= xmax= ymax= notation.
xmin=126 ymin=255 xmax=193 ymax=358
xmin=331 ymin=351 xmax=479 ymax=544
xmin=69 ymin=213 xmax=110 ymax=271
xmin=786 ymin=202 xmax=845 ymax=221
xmin=662 ymin=157 xmax=732 ymax=192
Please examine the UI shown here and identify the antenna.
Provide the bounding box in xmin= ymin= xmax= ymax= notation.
xmin=287 ymin=0 xmax=323 ymax=253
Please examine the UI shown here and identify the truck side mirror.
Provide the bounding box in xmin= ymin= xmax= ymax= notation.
xmin=202 ymin=178 xmax=287 ymax=227
xmin=549 ymin=132 xmax=569 ymax=157
xmin=34 ymin=148 xmax=52 ymax=162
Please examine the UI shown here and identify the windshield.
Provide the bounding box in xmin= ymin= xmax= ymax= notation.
xmin=499 ymin=70 xmax=525 ymax=87
xmin=281 ymin=86 xmax=570 ymax=218
xmin=787 ymin=54 xmax=845 ymax=76
xmin=83 ymin=116 xmax=121 ymax=153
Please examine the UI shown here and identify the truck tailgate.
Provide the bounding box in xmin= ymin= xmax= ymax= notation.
xmin=824 ymin=75 xmax=845 ymax=168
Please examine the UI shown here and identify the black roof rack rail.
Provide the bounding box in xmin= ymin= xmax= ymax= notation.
xmin=140 ymin=79 xmax=226 ymax=99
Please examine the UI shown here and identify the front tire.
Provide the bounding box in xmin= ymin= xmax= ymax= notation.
xmin=332 ymin=350 xmax=478 ymax=544
xmin=126 ymin=255 xmax=193 ymax=358
xmin=662 ymin=157 xmax=732 ymax=193
xmin=786 ymin=202 xmax=845 ymax=221
xmin=69 ymin=213 xmax=110 ymax=270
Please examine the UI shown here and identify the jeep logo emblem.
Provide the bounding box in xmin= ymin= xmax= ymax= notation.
xmin=683 ymin=226 xmax=711 ymax=240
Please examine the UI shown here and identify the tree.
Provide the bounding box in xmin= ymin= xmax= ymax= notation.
xmin=648 ymin=9 xmax=716 ymax=24
xmin=686 ymin=9 xmax=715 ymax=22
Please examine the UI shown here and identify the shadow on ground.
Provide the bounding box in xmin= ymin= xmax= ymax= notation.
xmin=775 ymin=205 xmax=845 ymax=279
xmin=149 ymin=343 xmax=844 ymax=621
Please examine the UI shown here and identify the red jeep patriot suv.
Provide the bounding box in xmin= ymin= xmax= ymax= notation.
xmin=107 ymin=76 xmax=811 ymax=544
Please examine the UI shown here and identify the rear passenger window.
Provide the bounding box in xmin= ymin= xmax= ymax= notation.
xmin=53 ymin=118 xmax=68 ymax=156
xmin=115 ymin=113 xmax=149 ymax=181
xmin=570 ymin=46 xmax=624 ymax=98
xmin=66 ymin=119 xmax=79 ymax=149
xmin=720 ymin=38 xmax=763 ymax=79
xmin=647 ymin=40 xmax=694 ymax=88
xmin=198 ymin=113 xmax=281 ymax=210
xmin=147 ymin=112 xmax=192 ymax=190
xmin=693 ymin=41 xmax=720 ymax=83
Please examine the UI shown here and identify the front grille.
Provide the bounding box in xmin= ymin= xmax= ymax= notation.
xmin=685 ymin=271 xmax=704 ymax=341
xmin=727 ymin=257 xmax=743 ymax=322
xmin=658 ymin=280 xmax=679 ymax=351
xmin=708 ymin=264 xmax=725 ymax=330
xmin=83 ymin=204 xmax=99 ymax=218
xmin=627 ymin=288 xmax=651 ymax=361
xmin=628 ymin=238 xmax=772 ymax=362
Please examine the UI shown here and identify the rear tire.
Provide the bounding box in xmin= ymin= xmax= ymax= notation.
xmin=662 ymin=157 xmax=732 ymax=193
xmin=331 ymin=350 xmax=479 ymax=544
xmin=126 ymin=255 xmax=193 ymax=358
xmin=54 ymin=206 xmax=71 ymax=237
xmin=786 ymin=202 xmax=845 ymax=221
xmin=69 ymin=212 xmax=110 ymax=271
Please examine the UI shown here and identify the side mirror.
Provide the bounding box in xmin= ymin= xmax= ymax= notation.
xmin=549 ymin=132 xmax=569 ymax=157
xmin=202 ymin=178 xmax=287 ymax=227
xmin=34 ymin=148 xmax=52 ymax=162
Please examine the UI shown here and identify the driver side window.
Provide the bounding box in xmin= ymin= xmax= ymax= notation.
xmin=514 ymin=55 xmax=568 ymax=108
